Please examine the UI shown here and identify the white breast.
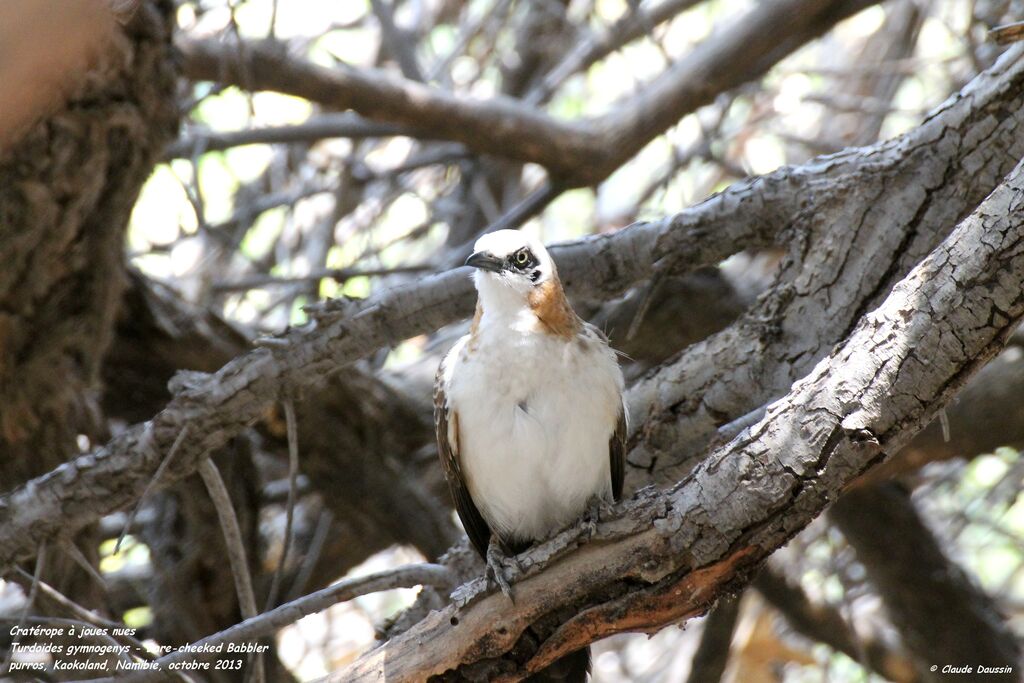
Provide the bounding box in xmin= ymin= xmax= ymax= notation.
xmin=443 ymin=312 xmax=624 ymax=545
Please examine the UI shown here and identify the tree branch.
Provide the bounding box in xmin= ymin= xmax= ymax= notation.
xmin=627 ymin=45 xmax=1024 ymax=488
xmin=332 ymin=154 xmax=1024 ymax=681
xmin=3 ymin=46 xmax=1024 ymax=576
xmin=753 ymin=566 xmax=919 ymax=682
xmin=0 ymin=141 xmax=790 ymax=573
xmin=165 ymin=112 xmax=408 ymax=159
xmin=102 ymin=269 xmax=456 ymax=578
xmin=684 ymin=593 xmax=742 ymax=683
xmin=527 ymin=0 xmax=706 ymax=105
xmin=177 ymin=0 xmax=878 ymax=185
xmin=98 ymin=563 xmax=453 ymax=683
xmin=831 ymin=483 xmax=1020 ymax=681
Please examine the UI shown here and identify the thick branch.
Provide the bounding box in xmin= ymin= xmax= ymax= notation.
xmin=2 ymin=47 xmax=1023 ymax=575
xmin=0 ymin=0 xmax=179 ymax=613
xmin=627 ymin=45 xmax=1024 ymax=488
xmin=103 ymin=271 xmax=456 ymax=573
xmin=753 ymin=567 xmax=919 ymax=682
xmin=178 ymin=0 xmax=877 ymax=185
xmin=331 ymin=154 xmax=1024 ymax=681
xmin=178 ymin=38 xmax=596 ymax=181
xmin=684 ymin=594 xmax=742 ymax=683
xmin=831 ymin=483 xmax=1020 ymax=681
xmin=0 ymin=1 xmax=178 ymax=486
xmin=0 ymin=146 xmax=791 ymax=572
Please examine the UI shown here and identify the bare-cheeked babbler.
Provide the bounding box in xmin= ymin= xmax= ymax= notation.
xmin=435 ymin=229 xmax=627 ymax=682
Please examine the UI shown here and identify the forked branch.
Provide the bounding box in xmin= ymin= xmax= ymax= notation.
xmin=332 ymin=158 xmax=1024 ymax=681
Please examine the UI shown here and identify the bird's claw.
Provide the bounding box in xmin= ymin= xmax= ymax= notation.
xmin=580 ymin=516 xmax=598 ymax=538
xmin=486 ymin=539 xmax=521 ymax=603
xmin=581 ymin=497 xmax=615 ymax=539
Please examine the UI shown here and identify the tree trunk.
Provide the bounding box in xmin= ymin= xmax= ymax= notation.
xmin=0 ymin=0 xmax=178 ymax=487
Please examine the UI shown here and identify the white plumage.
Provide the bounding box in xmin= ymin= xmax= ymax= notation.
xmin=442 ymin=310 xmax=622 ymax=543
xmin=436 ymin=230 xmax=625 ymax=549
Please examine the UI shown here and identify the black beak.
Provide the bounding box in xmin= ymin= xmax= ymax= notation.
xmin=465 ymin=250 xmax=504 ymax=273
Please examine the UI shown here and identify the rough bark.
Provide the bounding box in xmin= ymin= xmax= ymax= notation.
xmin=777 ymin=9 xmax=1017 ymax=674
xmin=0 ymin=0 xmax=178 ymax=624
xmin=0 ymin=152 xmax=781 ymax=570
xmin=869 ymin=343 xmax=1024 ymax=480
xmin=0 ymin=4 xmax=1017 ymax=682
xmin=0 ymin=0 xmax=120 ymax=152
xmin=3 ymin=46 xmax=1024 ymax=575
xmin=91 ymin=269 xmax=453 ymax=682
xmin=102 ymin=290 xmax=450 ymax=676
xmin=103 ymin=272 xmax=455 ymax=580
xmin=831 ymin=483 xmax=1021 ymax=682
xmin=330 ymin=156 xmax=1024 ymax=681
xmin=627 ymin=45 xmax=1024 ymax=489
xmin=94 ymin=263 xmax=752 ymax=626
xmin=0 ymin=0 xmax=178 ymax=487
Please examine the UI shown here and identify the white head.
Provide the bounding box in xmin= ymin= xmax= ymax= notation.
xmin=465 ymin=230 xmax=557 ymax=315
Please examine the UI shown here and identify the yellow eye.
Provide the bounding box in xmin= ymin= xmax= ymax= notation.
xmin=515 ymin=250 xmax=529 ymax=265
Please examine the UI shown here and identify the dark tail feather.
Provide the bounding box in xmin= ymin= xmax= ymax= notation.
xmin=525 ymin=646 xmax=590 ymax=682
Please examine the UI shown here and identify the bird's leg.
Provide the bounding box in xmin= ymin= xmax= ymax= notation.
xmin=580 ymin=496 xmax=616 ymax=539
xmin=486 ymin=537 xmax=521 ymax=603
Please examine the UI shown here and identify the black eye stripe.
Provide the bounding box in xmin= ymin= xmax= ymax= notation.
xmin=507 ymin=248 xmax=538 ymax=272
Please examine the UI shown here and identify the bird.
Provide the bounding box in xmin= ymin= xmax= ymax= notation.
xmin=434 ymin=229 xmax=626 ymax=682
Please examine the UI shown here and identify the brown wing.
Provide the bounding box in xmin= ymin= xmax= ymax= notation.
xmin=434 ymin=357 xmax=492 ymax=558
xmin=583 ymin=322 xmax=627 ymax=502
xmin=609 ymin=404 xmax=626 ymax=501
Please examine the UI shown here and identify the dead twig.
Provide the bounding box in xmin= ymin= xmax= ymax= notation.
xmin=197 ymin=457 xmax=264 ymax=683
xmin=262 ymin=398 xmax=300 ymax=611
xmin=115 ymin=424 xmax=191 ymax=554
xmin=97 ymin=563 xmax=453 ymax=683
xmin=991 ymin=21 xmax=1024 ymax=46
xmin=1 ymin=542 xmax=45 ymax=673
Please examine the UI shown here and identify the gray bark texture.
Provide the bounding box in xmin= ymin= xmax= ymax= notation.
xmin=330 ymin=143 xmax=1024 ymax=682
xmin=104 ymin=271 xmax=456 ymax=581
xmin=6 ymin=45 xmax=1024 ymax=577
xmin=1 ymin=6 xmax=1023 ymax=681
xmin=626 ymin=45 xmax=1024 ymax=489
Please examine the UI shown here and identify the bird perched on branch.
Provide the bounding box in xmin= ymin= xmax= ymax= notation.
xmin=434 ymin=229 xmax=626 ymax=682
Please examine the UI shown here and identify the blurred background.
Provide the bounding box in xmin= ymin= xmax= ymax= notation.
xmin=1 ymin=0 xmax=1023 ymax=681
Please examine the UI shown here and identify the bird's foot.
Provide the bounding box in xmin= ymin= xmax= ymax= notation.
xmin=580 ymin=497 xmax=616 ymax=539
xmin=486 ymin=538 xmax=521 ymax=604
